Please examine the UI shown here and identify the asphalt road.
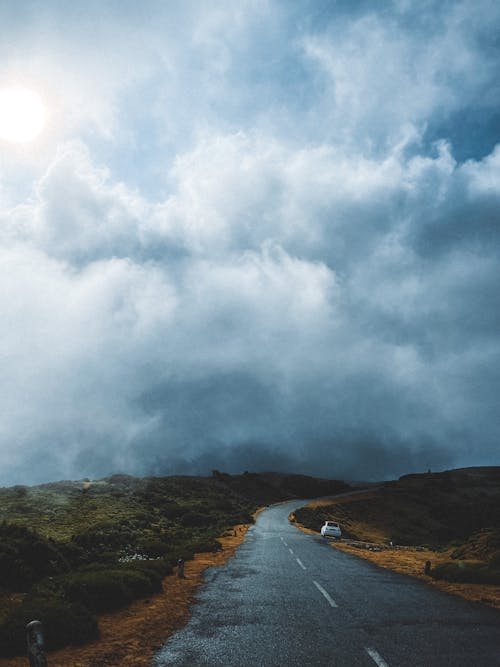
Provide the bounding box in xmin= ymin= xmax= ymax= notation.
xmin=152 ymin=499 xmax=500 ymax=667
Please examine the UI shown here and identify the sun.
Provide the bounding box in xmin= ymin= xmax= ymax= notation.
xmin=0 ymin=87 xmax=47 ymax=143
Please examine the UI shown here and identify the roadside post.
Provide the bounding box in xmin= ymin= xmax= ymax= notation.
xmin=26 ymin=620 xmax=47 ymax=667
xmin=424 ymin=560 xmax=431 ymax=576
xmin=178 ymin=558 xmax=185 ymax=578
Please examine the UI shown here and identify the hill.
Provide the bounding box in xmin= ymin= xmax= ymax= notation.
xmin=293 ymin=467 xmax=500 ymax=607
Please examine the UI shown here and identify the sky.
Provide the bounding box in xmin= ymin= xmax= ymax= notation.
xmin=0 ymin=0 xmax=499 ymax=485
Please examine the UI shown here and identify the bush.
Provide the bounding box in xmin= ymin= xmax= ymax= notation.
xmin=191 ymin=538 xmax=222 ymax=554
xmin=124 ymin=558 xmax=173 ymax=581
xmin=71 ymin=522 xmax=137 ymax=556
xmin=180 ymin=512 xmax=214 ymax=527
xmin=431 ymin=561 xmax=500 ymax=585
xmin=160 ymin=503 xmax=187 ymax=520
xmin=0 ymin=596 xmax=98 ymax=657
xmin=0 ymin=523 xmax=68 ymax=590
xmin=489 ymin=551 xmax=500 ymax=568
xmin=226 ymin=512 xmax=254 ymax=525
xmin=137 ymin=538 xmax=170 ymax=558
xmin=59 ymin=569 xmax=152 ymax=613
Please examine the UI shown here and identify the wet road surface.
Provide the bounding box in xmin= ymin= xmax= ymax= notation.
xmin=152 ymin=499 xmax=500 ymax=666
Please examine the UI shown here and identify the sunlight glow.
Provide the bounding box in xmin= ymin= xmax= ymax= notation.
xmin=0 ymin=87 xmax=46 ymax=143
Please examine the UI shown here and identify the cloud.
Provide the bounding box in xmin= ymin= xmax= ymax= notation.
xmin=300 ymin=0 xmax=500 ymax=151
xmin=0 ymin=1 xmax=499 ymax=484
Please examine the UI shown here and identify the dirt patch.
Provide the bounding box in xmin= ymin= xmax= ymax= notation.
xmin=0 ymin=524 xmax=251 ymax=667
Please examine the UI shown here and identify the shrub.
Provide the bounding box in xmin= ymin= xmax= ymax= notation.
xmin=124 ymin=558 xmax=173 ymax=581
xmin=431 ymin=561 xmax=500 ymax=585
xmin=0 ymin=596 xmax=98 ymax=657
xmin=389 ymin=533 xmax=418 ymax=547
xmin=59 ymin=567 xmax=161 ymax=613
xmin=489 ymin=551 xmax=500 ymax=568
xmin=160 ymin=503 xmax=187 ymax=520
xmin=71 ymin=522 xmax=137 ymax=556
xmin=181 ymin=512 xmax=214 ymax=527
xmin=137 ymin=538 xmax=170 ymax=558
xmin=176 ymin=546 xmax=195 ymax=562
xmin=0 ymin=523 xmax=68 ymax=590
xmin=191 ymin=538 xmax=222 ymax=554
xmin=226 ymin=512 xmax=254 ymax=525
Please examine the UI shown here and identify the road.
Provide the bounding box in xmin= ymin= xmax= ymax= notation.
xmin=152 ymin=499 xmax=500 ymax=667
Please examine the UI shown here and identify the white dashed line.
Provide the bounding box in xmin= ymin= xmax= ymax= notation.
xmin=289 ymin=547 xmax=294 ymax=555
xmin=283 ymin=540 xmax=288 ymax=546
xmin=296 ymin=557 xmax=306 ymax=570
xmin=365 ymin=647 xmax=389 ymax=667
xmin=313 ymin=580 xmax=338 ymax=608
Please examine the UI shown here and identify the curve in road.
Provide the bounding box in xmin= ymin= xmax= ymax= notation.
xmin=152 ymin=499 xmax=500 ymax=667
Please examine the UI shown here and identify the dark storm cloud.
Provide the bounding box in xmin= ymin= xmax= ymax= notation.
xmin=0 ymin=1 xmax=499 ymax=484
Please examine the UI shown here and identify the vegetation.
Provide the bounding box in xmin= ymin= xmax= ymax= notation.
xmin=295 ymin=466 xmax=500 ymax=593
xmin=295 ymin=467 xmax=500 ymax=551
xmin=0 ymin=523 xmax=69 ymax=590
xmin=0 ymin=596 xmax=97 ymax=656
xmin=0 ymin=471 xmax=348 ymax=656
xmin=430 ymin=527 xmax=500 ymax=585
xmin=291 ymin=468 xmax=500 ymax=612
xmin=431 ymin=560 xmax=500 ymax=585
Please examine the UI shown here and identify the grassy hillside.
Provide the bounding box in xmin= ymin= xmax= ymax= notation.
xmin=0 ymin=471 xmax=349 ymax=657
xmin=294 ymin=467 xmax=500 ymax=587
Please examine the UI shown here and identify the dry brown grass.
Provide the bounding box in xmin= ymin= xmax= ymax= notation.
xmin=0 ymin=524 xmax=251 ymax=667
xmin=305 ymin=490 xmax=377 ymax=509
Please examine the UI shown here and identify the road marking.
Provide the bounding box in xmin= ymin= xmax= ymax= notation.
xmin=289 ymin=547 xmax=294 ymax=555
xmin=296 ymin=557 xmax=306 ymax=570
xmin=283 ymin=540 xmax=288 ymax=546
xmin=313 ymin=580 xmax=338 ymax=608
xmin=365 ymin=647 xmax=389 ymax=667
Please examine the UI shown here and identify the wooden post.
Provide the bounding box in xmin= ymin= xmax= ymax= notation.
xmin=26 ymin=620 xmax=47 ymax=667
xmin=424 ymin=560 xmax=431 ymax=576
xmin=177 ymin=558 xmax=185 ymax=579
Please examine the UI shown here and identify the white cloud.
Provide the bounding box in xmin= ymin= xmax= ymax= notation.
xmin=1 ymin=1 xmax=500 ymax=482
xmin=301 ymin=1 xmax=500 ymax=151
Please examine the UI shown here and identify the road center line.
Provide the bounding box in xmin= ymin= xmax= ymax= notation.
xmin=289 ymin=547 xmax=294 ymax=555
xmin=365 ymin=647 xmax=389 ymax=667
xmin=296 ymin=557 xmax=306 ymax=570
xmin=283 ymin=540 xmax=288 ymax=546
xmin=312 ymin=580 xmax=338 ymax=607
